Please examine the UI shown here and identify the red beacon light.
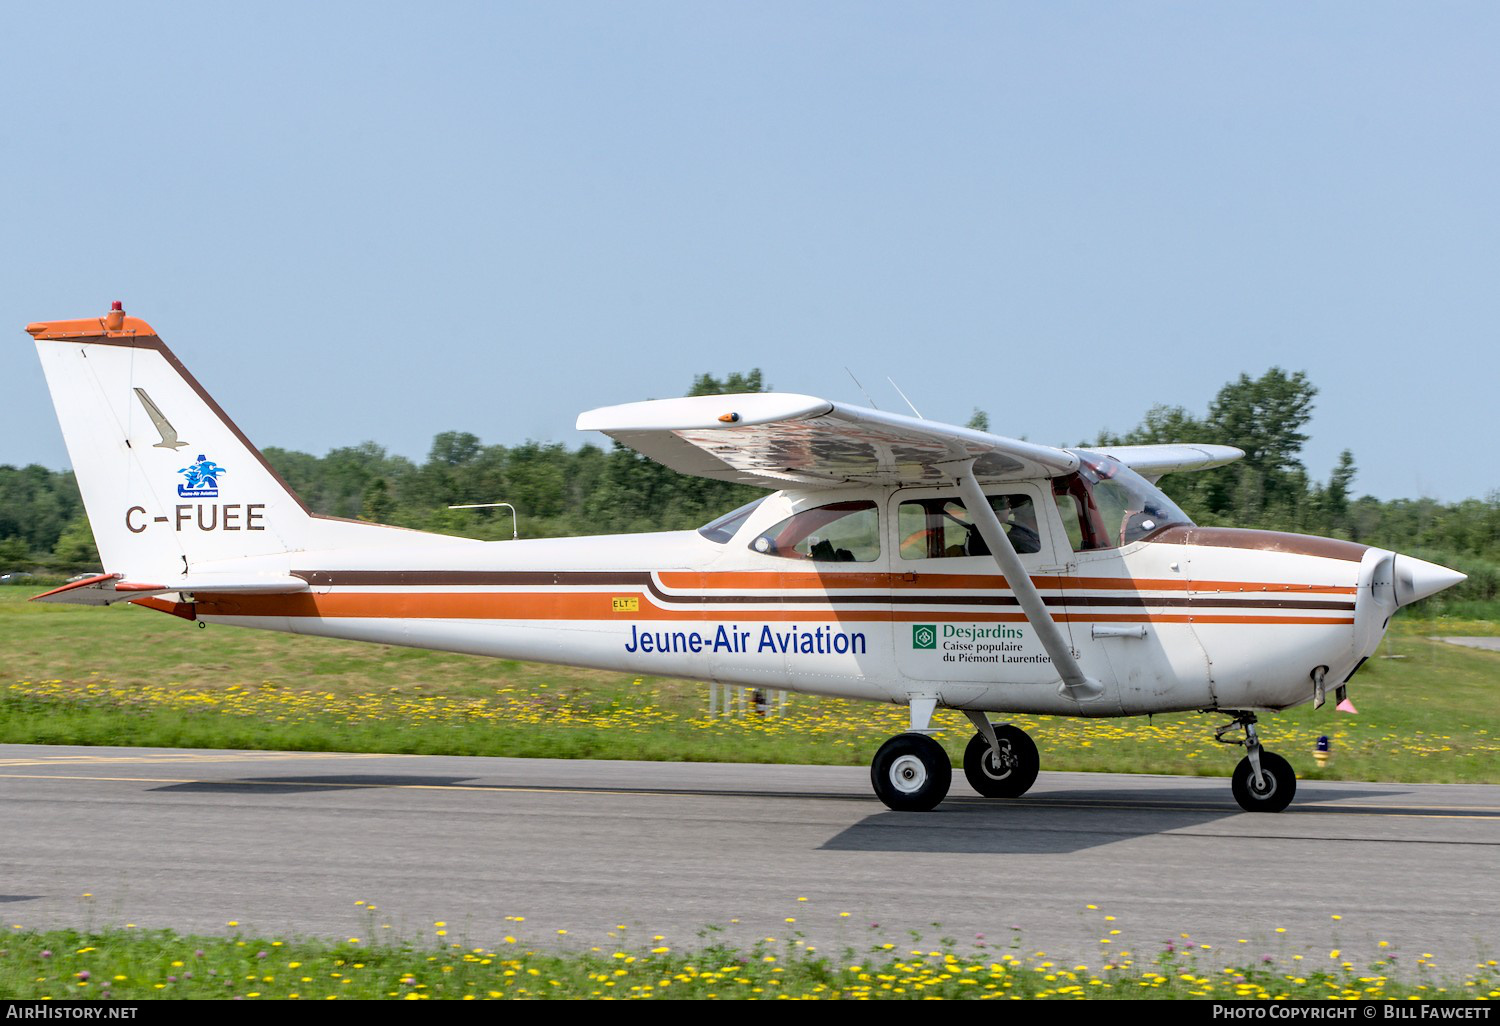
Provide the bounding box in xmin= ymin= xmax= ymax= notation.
xmin=104 ymin=301 xmax=125 ymax=332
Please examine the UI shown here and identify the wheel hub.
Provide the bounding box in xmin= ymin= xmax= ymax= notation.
xmin=889 ymin=754 xmax=928 ymax=794
xmin=983 ymin=747 xmax=1015 ymax=779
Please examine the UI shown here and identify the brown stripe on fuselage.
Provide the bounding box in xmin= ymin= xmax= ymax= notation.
xmin=1141 ymin=525 xmax=1368 ymax=562
xmin=293 ymin=570 xmax=655 ymax=588
xmin=658 ymin=571 xmax=1356 ymax=594
xmin=297 ymin=569 xmax=1357 ymax=596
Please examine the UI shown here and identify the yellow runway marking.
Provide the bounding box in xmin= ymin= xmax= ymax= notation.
xmin=0 ymin=752 xmax=398 ymax=768
xmin=0 ymin=771 xmax=1497 ymax=820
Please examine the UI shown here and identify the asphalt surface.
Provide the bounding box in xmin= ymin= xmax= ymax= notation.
xmin=1437 ymin=637 xmax=1500 ymax=652
xmin=1 ymin=744 xmax=1496 ymax=970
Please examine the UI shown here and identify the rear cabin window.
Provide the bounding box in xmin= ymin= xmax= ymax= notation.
xmin=897 ymin=494 xmax=1041 ymax=560
xmin=750 ymin=500 xmax=880 ymax=562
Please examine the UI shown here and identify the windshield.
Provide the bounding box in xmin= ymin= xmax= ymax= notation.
xmin=1054 ymin=451 xmax=1193 ymax=550
xmin=698 ymin=498 xmax=766 ymax=544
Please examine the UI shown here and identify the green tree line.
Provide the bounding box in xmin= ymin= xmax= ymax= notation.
xmin=1091 ymin=368 xmax=1499 ymax=611
xmin=2 ymin=368 xmax=1495 ymax=611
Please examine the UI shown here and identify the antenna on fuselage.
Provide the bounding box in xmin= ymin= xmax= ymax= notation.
xmin=845 ymin=368 xmax=879 ymax=410
xmin=887 ymin=377 xmax=924 ymax=420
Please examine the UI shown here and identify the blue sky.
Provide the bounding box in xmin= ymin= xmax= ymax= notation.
xmin=3 ymin=3 xmax=1495 ymax=502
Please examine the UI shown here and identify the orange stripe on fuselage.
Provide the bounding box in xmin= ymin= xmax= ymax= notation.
xmin=194 ymin=591 xmax=1351 ymax=627
xmin=204 ymin=592 xmax=889 ymax=622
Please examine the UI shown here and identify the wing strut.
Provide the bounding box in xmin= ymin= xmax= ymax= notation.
xmin=948 ymin=460 xmax=1103 ymax=703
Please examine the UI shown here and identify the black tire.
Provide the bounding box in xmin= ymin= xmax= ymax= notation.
xmin=870 ymin=733 xmax=952 ymax=811
xmin=1231 ymin=752 xmax=1296 ymax=813
xmin=963 ymin=725 xmax=1040 ymax=798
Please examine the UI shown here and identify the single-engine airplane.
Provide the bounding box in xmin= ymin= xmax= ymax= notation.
xmin=23 ymin=305 xmax=1466 ymax=812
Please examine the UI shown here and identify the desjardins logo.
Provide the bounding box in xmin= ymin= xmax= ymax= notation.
xmin=912 ymin=624 xmax=937 ymax=649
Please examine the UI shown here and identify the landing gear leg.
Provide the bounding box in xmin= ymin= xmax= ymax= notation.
xmin=869 ymin=696 xmax=952 ymax=812
xmin=1214 ymin=711 xmax=1296 ymax=813
xmin=962 ymin=711 xmax=1039 ymax=798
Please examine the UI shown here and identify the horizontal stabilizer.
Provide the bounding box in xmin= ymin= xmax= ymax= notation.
xmin=577 ymin=393 xmax=1080 ymax=487
xmin=1088 ymin=443 xmax=1244 ymax=482
xmin=32 ymin=573 xmax=311 ymax=606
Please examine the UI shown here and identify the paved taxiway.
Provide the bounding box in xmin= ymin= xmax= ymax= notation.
xmin=1 ymin=744 xmax=1495 ymax=968
xmin=1439 ymin=637 xmax=1500 ymax=653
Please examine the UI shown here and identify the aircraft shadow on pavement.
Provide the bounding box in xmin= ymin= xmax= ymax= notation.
xmin=0 ymin=896 xmax=42 ymax=903
xmin=150 ymin=777 xmax=857 ymax=801
xmin=820 ymin=784 xmax=1411 ymax=855
xmin=148 ymin=774 xmax=479 ymax=795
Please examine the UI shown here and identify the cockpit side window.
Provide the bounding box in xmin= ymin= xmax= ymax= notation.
xmin=750 ymin=500 xmax=880 ymax=562
xmin=897 ymin=494 xmax=1041 ymax=559
xmin=1051 ymin=492 xmax=1087 ymax=552
xmin=1052 ymin=473 xmax=1112 ymax=551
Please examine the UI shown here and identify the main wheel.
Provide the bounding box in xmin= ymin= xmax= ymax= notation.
xmin=870 ymin=733 xmax=952 ymax=811
xmin=963 ymin=725 xmax=1039 ymax=798
xmin=1231 ymin=752 xmax=1296 ymax=813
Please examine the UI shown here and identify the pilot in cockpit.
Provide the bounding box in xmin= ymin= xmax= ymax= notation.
xmin=955 ymin=495 xmax=1041 ymax=556
xmin=989 ymin=495 xmax=1041 ymax=554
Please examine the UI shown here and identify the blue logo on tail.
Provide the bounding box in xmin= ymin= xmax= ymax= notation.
xmin=178 ymin=455 xmax=226 ymax=498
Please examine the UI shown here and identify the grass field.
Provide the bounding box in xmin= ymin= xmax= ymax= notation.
xmin=2 ymin=587 xmax=1496 ymax=783
xmin=2 ymin=587 xmax=1496 ymax=1003
xmin=0 ymin=926 xmax=1493 ymax=1000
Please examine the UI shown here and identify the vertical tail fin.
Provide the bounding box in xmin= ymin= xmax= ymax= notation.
xmin=25 ymin=306 xmax=454 ymax=581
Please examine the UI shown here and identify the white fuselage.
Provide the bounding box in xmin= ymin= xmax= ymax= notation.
xmin=185 ymin=487 xmax=1391 ymax=718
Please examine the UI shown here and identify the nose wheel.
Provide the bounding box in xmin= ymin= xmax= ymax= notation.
xmin=1231 ymin=751 xmax=1296 ymax=812
xmin=1215 ymin=712 xmax=1297 ymax=812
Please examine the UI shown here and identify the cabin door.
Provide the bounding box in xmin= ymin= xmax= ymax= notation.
xmin=888 ymin=483 xmax=1076 ymax=687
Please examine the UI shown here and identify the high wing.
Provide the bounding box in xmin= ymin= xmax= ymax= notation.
xmin=1087 ymin=443 xmax=1244 ymax=483
xmin=576 ymin=393 xmax=1081 ymax=487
